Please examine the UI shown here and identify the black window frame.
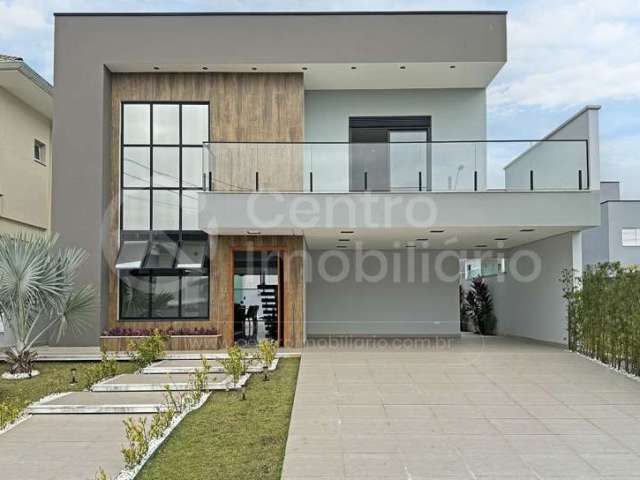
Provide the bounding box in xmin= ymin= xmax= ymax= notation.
xmin=119 ymin=101 xmax=211 ymax=321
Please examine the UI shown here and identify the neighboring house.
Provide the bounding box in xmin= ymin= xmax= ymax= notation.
xmin=582 ymin=181 xmax=640 ymax=267
xmin=52 ymin=11 xmax=600 ymax=348
xmin=0 ymin=54 xmax=53 ymax=235
xmin=0 ymin=54 xmax=53 ymax=348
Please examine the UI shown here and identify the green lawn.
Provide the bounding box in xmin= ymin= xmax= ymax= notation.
xmin=0 ymin=361 xmax=137 ymax=409
xmin=137 ymin=358 xmax=300 ymax=480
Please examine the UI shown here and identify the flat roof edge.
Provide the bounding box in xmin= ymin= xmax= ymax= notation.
xmin=54 ymin=10 xmax=508 ymax=17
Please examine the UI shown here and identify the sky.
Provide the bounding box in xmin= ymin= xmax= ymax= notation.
xmin=2 ymin=0 xmax=639 ymax=197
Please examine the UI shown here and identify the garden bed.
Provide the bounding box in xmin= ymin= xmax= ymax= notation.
xmin=100 ymin=335 xmax=221 ymax=352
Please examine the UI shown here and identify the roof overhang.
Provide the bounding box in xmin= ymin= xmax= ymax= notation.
xmin=0 ymin=62 xmax=53 ymax=118
xmin=57 ymin=11 xmax=507 ymax=90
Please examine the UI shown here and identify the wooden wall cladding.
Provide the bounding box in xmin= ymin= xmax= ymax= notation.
xmin=210 ymin=235 xmax=305 ymax=348
xmin=109 ymin=73 xmax=305 ymax=331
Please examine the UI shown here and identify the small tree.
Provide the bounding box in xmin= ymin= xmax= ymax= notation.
xmin=0 ymin=233 xmax=95 ymax=374
xmin=255 ymin=338 xmax=279 ymax=380
xmin=220 ymin=344 xmax=249 ymax=399
xmin=468 ymin=277 xmax=497 ymax=335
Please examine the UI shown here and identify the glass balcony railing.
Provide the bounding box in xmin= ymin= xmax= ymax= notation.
xmin=201 ymin=140 xmax=590 ymax=193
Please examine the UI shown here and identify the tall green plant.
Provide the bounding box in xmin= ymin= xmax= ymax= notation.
xmin=562 ymin=263 xmax=640 ymax=375
xmin=467 ymin=277 xmax=497 ymax=335
xmin=128 ymin=330 xmax=168 ymax=369
xmin=0 ymin=233 xmax=96 ymax=374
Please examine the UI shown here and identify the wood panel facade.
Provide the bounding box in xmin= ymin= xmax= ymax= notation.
xmin=210 ymin=235 xmax=305 ymax=348
xmin=108 ymin=73 xmax=305 ymax=345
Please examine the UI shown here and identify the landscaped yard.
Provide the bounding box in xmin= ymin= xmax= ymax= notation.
xmin=0 ymin=361 xmax=137 ymax=409
xmin=137 ymin=357 xmax=300 ymax=480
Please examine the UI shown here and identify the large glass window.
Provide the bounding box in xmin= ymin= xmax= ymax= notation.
xmin=121 ymin=102 xmax=209 ymax=232
xmin=119 ymin=102 xmax=210 ymax=321
xmin=622 ymin=228 xmax=640 ymax=247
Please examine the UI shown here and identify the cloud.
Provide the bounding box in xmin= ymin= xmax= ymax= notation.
xmin=0 ymin=1 xmax=47 ymax=39
xmin=488 ymin=0 xmax=640 ymax=111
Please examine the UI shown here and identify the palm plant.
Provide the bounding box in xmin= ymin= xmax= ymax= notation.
xmin=0 ymin=233 xmax=96 ymax=374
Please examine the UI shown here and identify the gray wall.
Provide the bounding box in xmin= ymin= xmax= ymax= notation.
xmin=490 ymin=233 xmax=576 ymax=345
xmin=582 ymin=204 xmax=609 ymax=266
xmin=305 ymin=249 xmax=460 ymax=336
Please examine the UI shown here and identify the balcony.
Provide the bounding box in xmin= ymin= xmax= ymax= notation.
xmin=201 ymin=139 xmax=590 ymax=193
xmin=198 ymin=138 xmax=600 ymax=242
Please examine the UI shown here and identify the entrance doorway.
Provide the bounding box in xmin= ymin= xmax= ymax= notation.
xmin=232 ymin=250 xmax=283 ymax=345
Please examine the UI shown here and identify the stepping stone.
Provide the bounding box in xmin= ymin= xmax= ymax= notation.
xmin=142 ymin=358 xmax=278 ymax=374
xmin=91 ymin=373 xmax=249 ymax=392
xmin=28 ymin=391 xmax=169 ymax=414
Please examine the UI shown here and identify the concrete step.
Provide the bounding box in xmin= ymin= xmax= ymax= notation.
xmin=91 ymin=373 xmax=250 ymax=392
xmin=142 ymin=358 xmax=278 ymax=374
xmin=28 ymin=391 xmax=169 ymax=414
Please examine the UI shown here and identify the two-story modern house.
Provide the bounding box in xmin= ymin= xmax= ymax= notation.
xmin=52 ymin=11 xmax=600 ymax=348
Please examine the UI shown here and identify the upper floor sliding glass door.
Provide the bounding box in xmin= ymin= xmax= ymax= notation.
xmin=348 ymin=116 xmax=431 ymax=192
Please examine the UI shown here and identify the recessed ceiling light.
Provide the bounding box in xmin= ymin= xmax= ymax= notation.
xmin=340 ymin=230 xmax=354 ymax=234
xmin=449 ymin=65 xmax=456 ymax=69
xmin=153 ymin=66 xmax=160 ymax=71
xmin=202 ymin=66 xmax=209 ymax=71
xmin=251 ymin=67 xmax=258 ymax=71
xmin=301 ymin=67 xmax=308 ymax=71
xmin=400 ymin=65 xmax=406 ymax=70
xmin=475 ymin=244 xmax=487 ymax=248
xmin=520 ymin=228 xmax=535 ymax=232
xmin=247 ymin=230 xmax=261 ymax=235
xmin=430 ymin=229 xmax=445 ymax=233
xmin=350 ymin=66 xmax=357 ymax=70
xmin=494 ymin=237 xmax=508 ymax=241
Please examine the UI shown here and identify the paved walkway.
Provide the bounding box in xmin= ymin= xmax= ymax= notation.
xmin=283 ymin=335 xmax=640 ymax=479
xmin=0 ymin=359 xmax=240 ymax=480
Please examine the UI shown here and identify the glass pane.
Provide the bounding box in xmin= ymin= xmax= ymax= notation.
xmin=153 ymin=104 xmax=179 ymax=145
xmin=390 ymin=130 xmax=427 ymax=191
xmin=182 ymin=104 xmax=208 ymax=144
xmin=151 ymin=276 xmax=179 ymax=318
xmin=153 ymin=147 xmax=179 ymax=187
xmin=120 ymin=273 xmax=150 ymax=318
xmin=123 ymin=190 xmax=150 ymax=230
xmin=123 ymin=147 xmax=150 ymax=187
xmin=182 ymin=147 xmax=204 ymax=188
xmin=181 ymin=276 xmax=208 ymax=318
xmin=177 ymin=240 xmax=207 ymax=269
xmin=153 ymin=190 xmax=179 ymax=230
xmin=123 ymin=104 xmax=150 ymax=144
xmin=115 ymin=240 xmax=149 ymax=269
xmin=143 ymin=241 xmax=177 ymax=269
xmin=181 ymin=191 xmax=199 ymax=231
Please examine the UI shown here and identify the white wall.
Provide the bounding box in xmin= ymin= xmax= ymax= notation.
xmin=304 ymin=89 xmax=487 ymax=191
xmin=504 ymin=106 xmax=600 ymax=192
xmin=488 ymin=233 xmax=577 ymax=345
xmin=305 ymin=249 xmax=460 ymax=336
